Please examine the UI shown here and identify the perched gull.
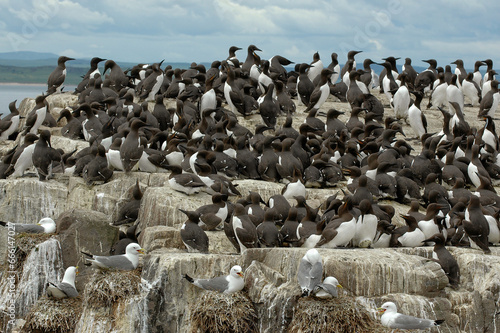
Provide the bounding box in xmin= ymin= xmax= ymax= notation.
xmin=297 ymin=249 xmax=323 ymax=296
xmin=0 ymin=217 xmax=56 ymax=234
xmin=377 ymin=301 xmax=445 ymax=330
xmin=47 ymin=266 xmax=79 ymax=299
xmin=82 ymin=242 xmax=145 ymax=270
xmin=313 ymin=276 xmax=342 ymax=299
xmin=184 ymin=265 xmax=244 ymax=294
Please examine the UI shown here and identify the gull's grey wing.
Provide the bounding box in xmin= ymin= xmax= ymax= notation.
xmin=48 ymin=282 xmax=78 ymax=298
xmin=14 ymin=224 xmax=45 ymax=233
xmin=391 ymin=313 xmax=434 ymax=329
xmin=91 ymin=254 xmax=135 ymax=270
xmin=195 ymin=275 xmax=229 ymax=293
xmin=308 ymin=261 xmax=323 ymax=291
xmin=314 ymin=283 xmax=338 ymax=297
xmin=297 ymin=258 xmax=313 ymax=290
xmin=57 ymin=282 xmax=79 ymax=298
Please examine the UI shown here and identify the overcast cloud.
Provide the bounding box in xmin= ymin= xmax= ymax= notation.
xmin=0 ymin=0 xmax=499 ymax=68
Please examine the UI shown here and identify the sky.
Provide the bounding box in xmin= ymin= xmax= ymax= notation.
xmin=0 ymin=0 xmax=499 ymax=69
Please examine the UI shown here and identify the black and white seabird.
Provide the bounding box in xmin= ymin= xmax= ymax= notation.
xmin=316 ymin=198 xmax=356 ymax=248
xmin=47 ymin=56 xmax=74 ymax=94
xmin=165 ymin=165 xmax=206 ymax=195
xmin=57 ymin=108 xmax=83 ymax=140
xmin=103 ymin=59 xmax=130 ymax=91
xmin=231 ymin=203 xmax=259 ymax=251
xmin=24 ymin=95 xmax=48 ymax=135
xmin=120 ymin=119 xmax=147 ymax=172
xmin=304 ymin=69 xmax=334 ymax=112
xmin=256 ymin=208 xmax=282 ymax=247
xmin=242 ymin=45 xmax=262 ymax=74
xmin=196 ymin=193 xmax=229 ymax=231
xmin=75 ymin=57 xmax=106 ymax=93
xmin=113 ymin=180 xmax=143 ymax=226
xmin=32 ymin=130 xmax=62 ymax=181
xmin=296 ymin=63 xmax=314 ymax=106
xmin=179 ymin=209 xmax=209 ymax=253
xmin=463 ymin=195 xmax=491 ymax=254
xmin=259 ymin=83 xmax=279 ymax=129
xmin=0 ymin=100 xmax=21 ymax=141
xmin=341 ymin=50 xmax=362 ymax=79
xmin=82 ymin=144 xmax=113 ymax=185
xmin=308 ymin=51 xmax=324 ymax=84
xmin=423 ymin=233 xmax=460 ymax=289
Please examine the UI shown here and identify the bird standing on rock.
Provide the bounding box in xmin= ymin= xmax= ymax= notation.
xmin=180 ymin=209 xmax=209 ymax=253
xmin=47 ymin=56 xmax=74 ymax=94
xmin=32 ymin=130 xmax=62 ymax=181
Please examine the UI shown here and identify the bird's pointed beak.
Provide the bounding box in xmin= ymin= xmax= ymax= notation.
xmin=337 ymin=284 xmax=343 ymax=288
xmin=138 ymin=248 xmax=146 ymax=254
xmin=376 ymin=307 xmax=386 ymax=314
xmin=75 ymin=266 xmax=79 ymax=275
xmin=237 ymin=272 xmax=244 ymax=278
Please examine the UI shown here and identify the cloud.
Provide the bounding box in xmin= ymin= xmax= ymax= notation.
xmin=0 ymin=0 xmax=498 ymax=68
xmin=6 ymin=0 xmax=113 ymax=34
xmin=214 ymin=0 xmax=280 ymax=34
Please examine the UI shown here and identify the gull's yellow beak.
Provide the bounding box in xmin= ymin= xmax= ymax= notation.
xmin=237 ymin=272 xmax=244 ymax=278
xmin=138 ymin=248 xmax=146 ymax=254
xmin=376 ymin=307 xmax=386 ymax=314
xmin=75 ymin=266 xmax=79 ymax=275
xmin=337 ymin=284 xmax=343 ymax=289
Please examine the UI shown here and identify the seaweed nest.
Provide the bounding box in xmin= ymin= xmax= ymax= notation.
xmin=288 ymin=297 xmax=388 ymax=333
xmin=11 ymin=233 xmax=54 ymax=272
xmin=21 ymin=296 xmax=83 ymax=333
xmin=83 ymin=268 xmax=142 ymax=308
xmin=189 ymin=292 xmax=258 ymax=333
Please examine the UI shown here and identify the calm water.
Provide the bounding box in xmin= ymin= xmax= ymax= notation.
xmin=0 ymin=84 xmax=76 ymax=116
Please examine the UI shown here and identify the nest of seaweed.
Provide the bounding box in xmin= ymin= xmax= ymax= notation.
xmin=11 ymin=233 xmax=54 ymax=272
xmin=288 ymin=297 xmax=389 ymax=333
xmin=21 ymin=296 xmax=83 ymax=333
xmin=189 ymin=292 xmax=258 ymax=333
xmin=82 ymin=268 xmax=142 ymax=308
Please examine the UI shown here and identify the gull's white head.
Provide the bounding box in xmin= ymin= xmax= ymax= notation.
xmin=324 ymin=276 xmax=342 ymax=288
xmin=304 ymin=249 xmax=321 ymax=264
xmin=63 ymin=266 xmax=78 ymax=285
xmin=378 ymin=301 xmax=397 ymax=314
xmin=125 ymin=243 xmax=145 ymax=256
xmin=230 ymin=265 xmax=244 ymax=278
xmin=38 ymin=217 xmax=56 ymax=233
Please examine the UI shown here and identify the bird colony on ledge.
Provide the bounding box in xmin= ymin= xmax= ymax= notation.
xmin=0 ymin=45 xmax=499 ymax=331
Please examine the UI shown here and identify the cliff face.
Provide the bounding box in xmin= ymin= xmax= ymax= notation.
xmin=1 ymin=93 xmax=500 ymax=333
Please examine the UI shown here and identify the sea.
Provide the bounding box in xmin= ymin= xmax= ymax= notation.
xmin=0 ymin=84 xmax=76 ymax=115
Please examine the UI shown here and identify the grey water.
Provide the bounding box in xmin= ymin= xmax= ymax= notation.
xmin=0 ymin=84 xmax=76 ymax=116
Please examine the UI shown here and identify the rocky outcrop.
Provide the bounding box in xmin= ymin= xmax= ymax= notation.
xmin=2 ymin=93 xmax=500 ymax=333
xmin=57 ymin=209 xmax=119 ymax=288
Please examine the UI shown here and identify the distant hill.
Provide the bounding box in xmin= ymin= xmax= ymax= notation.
xmin=0 ymin=51 xmax=191 ymax=84
xmin=0 ymin=51 xmax=58 ymax=60
xmin=0 ymin=64 xmax=88 ymax=85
